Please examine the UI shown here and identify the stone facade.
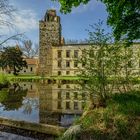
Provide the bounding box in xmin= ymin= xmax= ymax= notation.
xmin=51 ymin=45 xmax=88 ymax=76
xmin=39 ymin=9 xmax=61 ymax=76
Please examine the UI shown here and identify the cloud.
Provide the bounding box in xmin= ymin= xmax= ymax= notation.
xmin=14 ymin=10 xmax=38 ymax=32
xmin=0 ymin=9 xmax=38 ymax=35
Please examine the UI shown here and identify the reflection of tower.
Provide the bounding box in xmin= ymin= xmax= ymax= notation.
xmin=39 ymin=82 xmax=60 ymax=125
xmin=39 ymin=9 xmax=61 ymax=76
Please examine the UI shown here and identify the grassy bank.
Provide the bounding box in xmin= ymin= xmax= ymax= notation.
xmin=1 ymin=72 xmax=140 ymax=83
xmin=69 ymin=91 xmax=140 ymax=140
xmin=0 ymin=73 xmax=10 ymax=89
xmin=6 ymin=74 xmax=81 ymax=82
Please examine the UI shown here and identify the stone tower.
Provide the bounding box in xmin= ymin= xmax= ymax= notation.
xmin=39 ymin=9 xmax=61 ymax=76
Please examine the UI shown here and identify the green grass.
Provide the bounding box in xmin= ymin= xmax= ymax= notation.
xmin=0 ymin=73 xmax=140 ymax=83
xmin=0 ymin=73 xmax=82 ymax=82
xmin=74 ymin=91 xmax=140 ymax=140
xmin=0 ymin=73 xmax=9 ymax=83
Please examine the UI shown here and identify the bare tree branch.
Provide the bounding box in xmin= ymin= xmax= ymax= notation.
xmin=0 ymin=33 xmax=24 ymax=47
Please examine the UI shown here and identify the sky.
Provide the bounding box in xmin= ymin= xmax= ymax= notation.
xmin=1 ymin=0 xmax=111 ymax=45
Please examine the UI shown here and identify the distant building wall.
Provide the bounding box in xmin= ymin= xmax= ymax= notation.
xmin=51 ymin=45 xmax=88 ymax=76
xmin=20 ymin=58 xmax=39 ymax=75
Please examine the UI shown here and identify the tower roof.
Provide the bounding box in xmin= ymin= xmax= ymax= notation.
xmin=44 ymin=9 xmax=58 ymax=21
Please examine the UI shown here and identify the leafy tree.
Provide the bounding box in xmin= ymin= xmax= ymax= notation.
xmin=53 ymin=0 xmax=140 ymax=42
xmin=52 ymin=0 xmax=89 ymax=13
xmin=102 ymin=0 xmax=140 ymax=42
xmin=0 ymin=46 xmax=27 ymax=75
xmin=65 ymin=39 xmax=79 ymax=44
xmin=79 ymin=21 xmax=134 ymax=109
xmin=0 ymin=87 xmax=27 ymax=111
xmin=65 ymin=39 xmax=88 ymax=44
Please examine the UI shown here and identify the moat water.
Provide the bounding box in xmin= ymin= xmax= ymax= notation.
xmin=0 ymin=82 xmax=87 ymax=127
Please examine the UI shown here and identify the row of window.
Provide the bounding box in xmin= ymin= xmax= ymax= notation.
xmin=57 ymin=84 xmax=80 ymax=89
xmin=57 ymin=101 xmax=85 ymax=110
xmin=57 ymin=91 xmax=86 ymax=100
xmin=24 ymin=67 xmax=33 ymax=73
xmin=57 ymin=50 xmax=79 ymax=58
xmin=58 ymin=60 xmax=79 ymax=68
xmin=58 ymin=70 xmax=77 ymax=75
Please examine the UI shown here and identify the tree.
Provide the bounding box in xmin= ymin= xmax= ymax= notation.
xmin=0 ymin=0 xmax=15 ymax=29
xmin=0 ymin=0 xmax=24 ymax=48
xmin=65 ymin=39 xmax=79 ymax=44
xmin=53 ymin=0 xmax=140 ymax=42
xmin=79 ymin=21 xmax=114 ymax=108
xmin=21 ymin=40 xmax=39 ymax=58
xmin=52 ymin=0 xmax=89 ymax=13
xmin=0 ymin=87 xmax=27 ymax=111
xmin=78 ymin=21 xmax=134 ymax=109
xmin=102 ymin=0 xmax=140 ymax=43
xmin=0 ymin=46 xmax=27 ymax=75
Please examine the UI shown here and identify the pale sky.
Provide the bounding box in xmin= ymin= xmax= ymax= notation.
xmin=1 ymin=0 xmax=111 ymax=45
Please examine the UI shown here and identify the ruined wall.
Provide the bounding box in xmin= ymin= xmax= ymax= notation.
xmin=39 ymin=9 xmax=61 ymax=76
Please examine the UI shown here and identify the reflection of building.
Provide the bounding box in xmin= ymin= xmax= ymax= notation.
xmin=38 ymin=83 xmax=89 ymax=127
xmin=19 ymin=82 xmax=39 ymax=98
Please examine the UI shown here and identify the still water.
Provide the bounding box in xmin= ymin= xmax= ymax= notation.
xmin=0 ymin=82 xmax=88 ymax=127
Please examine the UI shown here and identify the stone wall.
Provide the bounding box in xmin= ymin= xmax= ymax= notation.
xmin=39 ymin=9 xmax=61 ymax=76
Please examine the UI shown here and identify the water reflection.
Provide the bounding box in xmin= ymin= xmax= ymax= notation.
xmin=0 ymin=82 xmax=88 ymax=127
xmin=0 ymin=87 xmax=27 ymax=110
xmin=38 ymin=83 xmax=88 ymax=127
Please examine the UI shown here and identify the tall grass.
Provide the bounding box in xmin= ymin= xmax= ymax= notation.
xmin=71 ymin=91 xmax=140 ymax=140
xmin=0 ymin=73 xmax=9 ymax=84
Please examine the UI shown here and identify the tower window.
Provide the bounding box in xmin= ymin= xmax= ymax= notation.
xmin=58 ymin=50 xmax=62 ymax=58
xmin=82 ymin=102 xmax=85 ymax=109
xmin=66 ymin=92 xmax=70 ymax=99
xmin=82 ymin=93 xmax=86 ymax=100
xmin=58 ymin=91 xmax=61 ymax=99
xmin=82 ymin=62 xmax=85 ymax=67
xmin=58 ymin=71 xmax=61 ymax=75
xmin=57 ymin=101 xmax=62 ymax=109
xmin=58 ymin=84 xmax=61 ymax=88
xmin=58 ymin=60 xmax=62 ymax=68
xmin=66 ymin=61 xmax=70 ymax=67
xmin=74 ymin=50 xmax=78 ymax=58
xmin=74 ymin=102 xmax=78 ymax=110
xmin=66 ymin=85 xmax=70 ymax=88
xmin=74 ymin=92 xmax=78 ymax=99
xmin=30 ymin=67 xmax=33 ymax=72
xmin=66 ymin=71 xmax=70 ymax=75
xmin=66 ymin=50 xmax=70 ymax=58
xmin=66 ymin=102 xmax=70 ymax=109
xmin=30 ymin=85 xmax=32 ymax=90
xmin=74 ymin=61 xmax=78 ymax=67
